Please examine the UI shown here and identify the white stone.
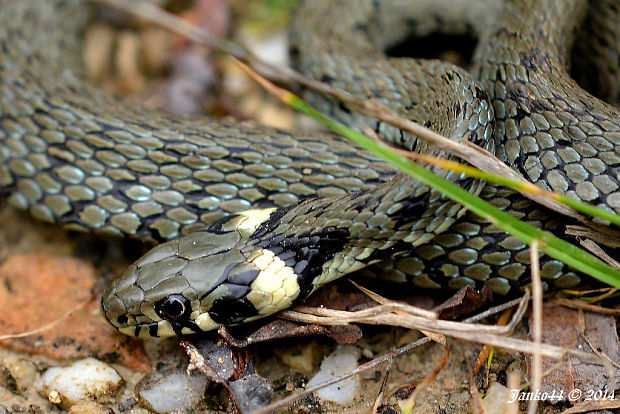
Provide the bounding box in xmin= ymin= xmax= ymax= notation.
xmin=36 ymin=358 xmax=123 ymax=409
xmin=307 ymin=345 xmax=360 ymax=404
xmin=483 ymin=382 xmax=512 ymax=413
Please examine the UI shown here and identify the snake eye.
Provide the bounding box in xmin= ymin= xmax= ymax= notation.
xmin=154 ymin=295 xmax=190 ymax=321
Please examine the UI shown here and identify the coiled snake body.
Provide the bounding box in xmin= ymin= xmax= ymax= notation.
xmin=0 ymin=0 xmax=618 ymax=337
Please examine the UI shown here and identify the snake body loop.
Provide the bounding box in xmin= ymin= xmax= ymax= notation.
xmin=0 ymin=0 xmax=618 ymax=337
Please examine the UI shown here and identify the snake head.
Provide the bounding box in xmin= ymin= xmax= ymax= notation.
xmin=102 ymin=209 xmax=302 ymax=337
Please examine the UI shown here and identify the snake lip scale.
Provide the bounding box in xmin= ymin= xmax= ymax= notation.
xmin=0 ymin=0 xmax=618 ymax=338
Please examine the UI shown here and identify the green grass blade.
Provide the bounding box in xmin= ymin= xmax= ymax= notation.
xmin=408 ymin=157 xmax=620 ymax=227
xmin=288 ymin=96 xmax=620 ymax=288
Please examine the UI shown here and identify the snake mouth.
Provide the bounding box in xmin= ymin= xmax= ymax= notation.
xmin=118 ymin=320 xmax=205 ymax=338
xmin=101 ymin=291 xmax=210 ymax=338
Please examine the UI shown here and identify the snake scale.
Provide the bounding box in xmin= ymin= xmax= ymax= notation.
xmin=0 ymin=0 xmax=618 ymax=337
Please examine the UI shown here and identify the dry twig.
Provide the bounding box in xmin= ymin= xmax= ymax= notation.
xmin=527 ymin=241 xmax=542 ymax=414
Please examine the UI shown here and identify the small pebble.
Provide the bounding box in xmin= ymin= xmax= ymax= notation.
xmin=229 ymin=373 xmax=273 ymax=412
xmin=483 ymin=382 xmax=511 ymax=413
xmin=68 ymin=401 xmax=111 ymax=414
xmin=306 ymin=345 xmax=360 ymax=404
xmin=135 ymin=367 xmax=207 ymax=413
xmin=361 ymin=347 xmax=374 ymax=359
xmin=117 ymin=397 xmax=137 ymax=412
xmin=36 ymin=357 xmax=123 ymax=409
xmin=192 ymin=337 xmax=236 ymax=380
xmin=242 ymin=32 xmax=289 ymax=68
xmin=279 ymin=343 xmax=318 ymax=374
xmin=0 ymin=356 xmax=37 ymax=395
xmin=164 ymin=49 xmax=215 ymax=115
xmin=83 ymin=23 xmax=115 ymax=82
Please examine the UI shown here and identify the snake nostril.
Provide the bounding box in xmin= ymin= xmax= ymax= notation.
xmin=116 ymin=315 xmax=128 ymax=324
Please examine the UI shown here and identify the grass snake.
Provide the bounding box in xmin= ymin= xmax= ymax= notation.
xmin=0 ymin=0 xmax=618 ymax=337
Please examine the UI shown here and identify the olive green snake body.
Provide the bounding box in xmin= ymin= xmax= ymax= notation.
xmin=0 ymin=0 xmax=618 ymax=337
